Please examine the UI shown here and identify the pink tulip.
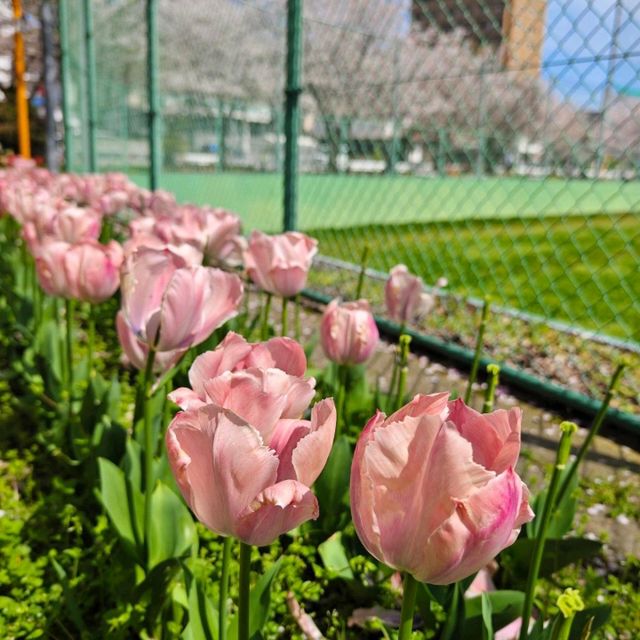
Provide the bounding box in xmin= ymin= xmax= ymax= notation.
xmin=63 ymin=240 xmax=124 ymax=303
xmin=350 ymin=393 xmax=533 ymax=585
xmin=385 ymin=264 xmax=435 ymax=324
xmin=51 ymin=205 xmax=102 ymax=243
xmin=169 ymin=331 xmax=308 ymax=409
xmin=35 ymin=240 xmax=74 ymax=297
xmin=172 ymin=367 xmax=316 ymax=439
xmin=166 ymin=397 xmax=336 ymax=546
xmin=119 ymin=247 xmax=243 ymax=353
xmin=320 ymin=299 xmax=379 ymax=365
xmin=244 ymin=230 xmax=318 ymax=297
xmin=116 ymin=311 xmax=186 ymax=373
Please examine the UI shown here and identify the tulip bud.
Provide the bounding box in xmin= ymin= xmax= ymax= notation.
xmin=244 ymin=230 xmax=318 ymax=298
xmin=320 ymin=299 xmax=379 ymax=365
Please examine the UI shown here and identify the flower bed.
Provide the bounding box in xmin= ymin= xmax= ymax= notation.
xmin=0 ymin=161 xmax=637 ymax=639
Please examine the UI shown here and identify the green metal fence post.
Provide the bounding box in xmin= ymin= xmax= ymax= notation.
xmin=146 ymin=0 xmax=161 ymax=190
xmin=82 ymin=0 xmax=97 ymax=172
xmin=217 ymin=98 xmax=226 ymax=172
xmin=283 ymin=0 xmax=303 ymax=231
xmin=58 ymin=0 xmax=72 ymax=170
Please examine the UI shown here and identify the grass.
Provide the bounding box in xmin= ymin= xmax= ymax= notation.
xmin=125 ymin=170 xmax=639 ymax=341
xmin=311 ymin=214 xmax=639 ymax=341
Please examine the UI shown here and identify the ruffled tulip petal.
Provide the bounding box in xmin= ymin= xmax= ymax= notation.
xmin=166 ymin=406 xmax=279 ymax=537
xmin=448 ymin=399 xmax=522 ymax=473
xmin=167 ymin=387 xmax=207 ymax=411
xmin=290 ymin=398 xmax=337 ymax=486
xmin=386 ymin=392 xmax=450 ymax=425
xmin=248 ymin=337 xmax=307 ymax=376
xmin=423 ymin=468 xmax=527 ymax=584
xmin=270 ymin=398 xmax=337 ymax=486
xmin=202 ymin=370 xmax=290 ymax=440
xmin=236 ymin=479 xmax=319 ymax=546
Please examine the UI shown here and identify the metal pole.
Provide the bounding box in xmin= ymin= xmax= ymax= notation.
xmin=12 ymin=0 xmax=31 ymax=158
xmin=41 ymin=1 xmax=60 ymax=171
xmin=595 ymin=0 xmax=623 ymax=176
xmin=146 ymin=0 xmax=160 ymax=190
xmin=83 ymin=0 xmax=97 ymax=172
xmin=283 ymin=0 xmax=303 ymax=231
xmin=58 ymin=0 xmax=72 ymax=170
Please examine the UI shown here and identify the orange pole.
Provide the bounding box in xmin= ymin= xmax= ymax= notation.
xmin=13 ymin=0 xmax=31 ymax=158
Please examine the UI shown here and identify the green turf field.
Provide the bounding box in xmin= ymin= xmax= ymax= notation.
xmin=128 ymin=170 xmax=640 ymax=232
xmin=312 ymin=214 xmax=639 ymax=342
xmin=127 ymin=170 xmax=639 ymax=341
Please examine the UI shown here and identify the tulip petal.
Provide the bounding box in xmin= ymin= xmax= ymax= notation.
xmin=448 ymin=399 xmax=522 ymax=473
xmin=166 ymin=406 xmax=279 ymax=537
xmin=386 ymin=392 xmax=450 ymax=425
xmin=365 ymin=417 xmax=494 ymax=574
xmin=236 ymin=479 xmax=319 ymax=546
xmin=167 ymin=387 xmax=206 ymax=411
xmin=422 ymin=468 xmax=526 ymax=584
xmin=290 ymin=398 xmax=337 ymax=486
xmin=202 ymin=370 xmax=290 ymax=439
xmin=248 ymin=336 xmax=307 ymax=376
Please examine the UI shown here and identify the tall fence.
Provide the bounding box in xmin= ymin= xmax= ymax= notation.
xmin=59 ymin=0 xmax=639 ymax=421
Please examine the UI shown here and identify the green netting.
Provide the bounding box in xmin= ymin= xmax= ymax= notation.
xmin=62 ymin=0 xmax=640 ymax=352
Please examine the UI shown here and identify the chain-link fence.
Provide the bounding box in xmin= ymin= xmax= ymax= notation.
xmin=59 ymin=0 xmax=639 ymax=417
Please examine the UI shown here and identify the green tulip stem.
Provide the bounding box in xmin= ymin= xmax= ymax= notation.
xmin=294 ymin=293 xmax=302 ymax=341
xmin=355 ymin=244 xmax=370 ymax=300
xmin=398 ymin=572 xmax=418 ymax=640
xmin=394 ymin=334 xmax=412 ymax=412
xmin=519 ymin=421 xmax=578 ymax=640
xmin=261 ymin=293 xmax=272 ymax=340
xmin=464 ymin=298 xmax=489 ymax=405
xmin=555 ymin=362 xmax=626 ymax=509
xmin=238 ymin=542 xmax=252 ymax=640
xmin=65 ymin=298 xmax=75 ymax=421
xmin=219 ymin=536 xmax=232 ymax=640
xmin=336 ymin=364 xmax=348 ymax=435
xmin=142 ymin=347 xmax=157 ymax=570
xmin=87 ymin=304 xmax=95 ymax=383
xmin=482 ymin=363 xmax=500 ymax=413
xmin=281 ymin=296 xmax=289 ymax=336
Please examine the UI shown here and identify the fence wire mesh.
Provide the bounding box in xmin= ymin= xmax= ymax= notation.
xmin=59 ymin=0 xmax=639 ymax=414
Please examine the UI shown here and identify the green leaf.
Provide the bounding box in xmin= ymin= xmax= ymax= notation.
xmin=528 ymin=466 xmax=578 ymax=539
xmin=122 ymin=438 xmax=143 ymax=492
xmin=463 ymin=591 xmax=525 ymax=639
xmin=182 ymin=567 xmax=218 ymax=640
xmin=500 ymin=538 xmax=602 ymax=584
xmin=481 ymin=593 xmax=493 ymax=640
xmin=314 ymin=435 xmax=352 ymax=533
xmin=148 ymin=481 xmax=197 ymax=569
xmin=569 ymin=606 xmax=611 ymax=640
xmin=318 ymin=532 xmax=354 ymax=580
xmin=97 ymin=457 xmax=144 ymax=563
xmin=227 ymin=557 xmax=283 ymax=640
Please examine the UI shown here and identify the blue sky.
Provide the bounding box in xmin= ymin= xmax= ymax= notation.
xmin=543 ymin=0 xmax=640 ymax=108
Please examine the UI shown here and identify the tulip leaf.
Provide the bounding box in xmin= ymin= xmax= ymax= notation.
xmin=122 ymin=437 xmax=143 ymax=492
xmin=98 ymin=457 xmax=144 ymax=563
xmin=569 ymin=606 xmax=611 ymax=640
xmin=481 ymin=593 xmax=493 ymax=640
xmin=314 ymin=435 xmax=352 ymax=533
xmin=462 ymin=590 xmax=525 ymax=639
xmin=318 ymin=532 xmax=354 ymax=580
xmin=527 ymin=466 xmax=578 ymax=539
xmin=500 ymin=538 xmax=602 ymax=584
xmin=227 ymin=557 xmax=283 ymax=640
xmin=148 ymin=481 xmax=197 ymax=569
xmin=182 ymin=568 xmax=218 ymax=640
